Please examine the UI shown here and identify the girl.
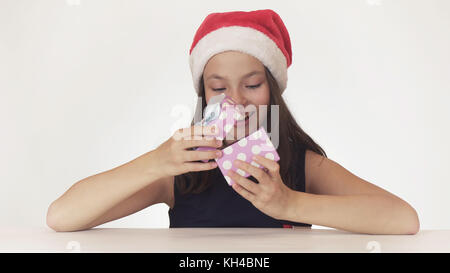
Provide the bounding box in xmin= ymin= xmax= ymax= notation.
xmin=47 ymin=9 xmax=419 ymax=235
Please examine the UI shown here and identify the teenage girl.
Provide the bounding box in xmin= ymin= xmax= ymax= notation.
xmin=47 ymin=9 xmax=419 ymax=235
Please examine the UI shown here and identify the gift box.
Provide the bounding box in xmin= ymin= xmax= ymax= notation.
xmin=194 ymin=93 xmax=280 ymax=185
xmin=194 ymin=94 xmax=245 ymax=158
xmin=215 ymin=126 xmax=280 ymax=186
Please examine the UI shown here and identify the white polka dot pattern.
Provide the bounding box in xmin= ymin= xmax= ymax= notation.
xmin=215 ymin=127 xmax=280 ymax=186
xmin=237 ymin=153 xmax=246 ymax=161
xmin=195 ymin=96 xmax=243 ymax=162
xmin=223 ymin=146 xmax=233 ymax=155
xmin=265 ymin=153 xmax=275 ymax=160
xmin=238 ymin=138 xmax=247 ymax=147
xmin=251 ymin=145 xmax=261 ymax=155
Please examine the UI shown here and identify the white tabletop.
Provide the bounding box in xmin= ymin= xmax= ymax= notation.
xmin=0 ymin=227 xmax=448 ymax=253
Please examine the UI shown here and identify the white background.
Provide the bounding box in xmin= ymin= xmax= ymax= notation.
xmin=1 ymin=0 xmax=449 ymax=230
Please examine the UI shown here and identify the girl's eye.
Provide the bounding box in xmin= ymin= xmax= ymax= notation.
xmin=246 ymin=83 xmax=261 ymax=89
xmin=212 ymin=83 xmax=261 ymax=92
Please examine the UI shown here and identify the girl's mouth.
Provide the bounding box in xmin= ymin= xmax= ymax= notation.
xmin=235 ymin=111 xmax=255 ymax=126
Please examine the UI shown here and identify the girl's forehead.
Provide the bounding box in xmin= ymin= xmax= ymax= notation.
xmin=204 ymin=52 xmax=265 ymax=75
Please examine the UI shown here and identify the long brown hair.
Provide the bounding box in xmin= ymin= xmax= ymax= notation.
xmin=176 ymin=67 xmax=327 ymax=194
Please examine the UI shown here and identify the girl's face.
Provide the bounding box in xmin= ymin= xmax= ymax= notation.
xmin=203 ymin=51 xmax=270 ymax=144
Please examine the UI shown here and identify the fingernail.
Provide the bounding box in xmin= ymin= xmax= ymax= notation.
xmin=216 ymin=139 xmax=222 ymax=146
xmin=216 ymin=151 xmax=222 ymax=157
xmin=234 ymin=160 xmax=241 ymax=166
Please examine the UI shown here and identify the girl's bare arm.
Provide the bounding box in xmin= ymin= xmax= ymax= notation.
xmin=46 ymin=150 xmax=167 ymax=232
xmin=289 ymin=150 xmax=420 ymax=235
xmin=46 ymin=125 xmax=221 ymax=232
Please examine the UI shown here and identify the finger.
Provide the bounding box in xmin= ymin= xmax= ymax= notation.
xmin=227 ymin=170 xmax=260 ymax=195
xmin=173 ymin=125 xmax=219 ymax=141
xmin=183 ymin=161 xmax=218 ymax=172
xmin=187 ymin=125 xmax=220 ymax=139
xmin=231 ymin=180 xmax=256 ymax=203
xmin=181 ymin=138 xmax=223 ymax=149
xmin=252 ymin=155 xmax=281 ymax=179
xmin=189 ymin=124 xmax=220 ymax=140
xmin=183 ymin=149 xmax=222 ymax=162
xmin=233 ymin=159 xmax=270 ymax=184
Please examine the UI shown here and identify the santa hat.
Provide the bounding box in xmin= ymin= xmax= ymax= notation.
xmin=189 ymin=9 xmax=292 ymax=95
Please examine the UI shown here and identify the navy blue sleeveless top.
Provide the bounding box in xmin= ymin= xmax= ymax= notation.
xmin=168 ymin=145 xmax=311 ymax=228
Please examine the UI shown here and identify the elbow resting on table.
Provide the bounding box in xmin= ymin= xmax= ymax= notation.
xmin=376 ymin=197 xmax=420 ymax=235
xmin=46 ymin=201 xmax=67 ymax=232
xmin=391 ymin=197 xmax=420 ymax=235
xmin=46 ymin=201 xmax=87 ymax=232
xmin=405 ymin=206 xmax=420 ymax=235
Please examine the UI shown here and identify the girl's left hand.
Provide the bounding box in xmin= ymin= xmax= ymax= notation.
xmin=227 ymin=155 xmax=295 ymax=220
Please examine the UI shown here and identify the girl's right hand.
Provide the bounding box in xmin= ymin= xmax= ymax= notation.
xmin=151 ymin=125 xmax=223 ymax=178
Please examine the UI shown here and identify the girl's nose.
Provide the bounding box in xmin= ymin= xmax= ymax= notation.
xmin=227 ymin=90 xmax=247 ymax=106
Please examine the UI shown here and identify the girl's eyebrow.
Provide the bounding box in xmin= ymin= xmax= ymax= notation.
xmin=205 ymin=70 xmax=264 ymax=81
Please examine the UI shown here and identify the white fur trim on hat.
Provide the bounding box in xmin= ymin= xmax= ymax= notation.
xmin=189 ymin=26 xmax=288 ymax=94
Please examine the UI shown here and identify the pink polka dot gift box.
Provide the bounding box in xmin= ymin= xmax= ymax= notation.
xmin=194 ymin=93 xmax=280 ymax=185
xmin=216 ymin=126 xmax=280 ymax=186
xmin=195 ymin=93 xmax=246 ymax=159
xmin=195 ymin=94 xmax=245 ymax=140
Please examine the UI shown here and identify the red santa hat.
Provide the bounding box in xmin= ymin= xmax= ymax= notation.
xmin=189 ymin=9 xmax=292 ymax=95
